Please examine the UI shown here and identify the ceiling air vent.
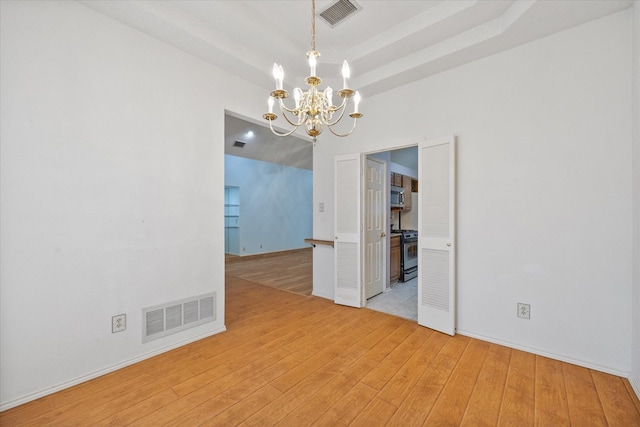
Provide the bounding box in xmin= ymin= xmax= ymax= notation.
xmin=233 ymin=140 xmax=246 ymax=148
xmin=319 ymin=0 xmax=361 ymax=27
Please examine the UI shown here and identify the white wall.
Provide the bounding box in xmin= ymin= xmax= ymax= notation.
xmin=224 ymin=155 xmax=312 ymax=255
xmin=630 ymin=0 xmax=640 ymax=398
xmin=0 ymin=1 xmax=265 ymax=409
xmin=313 ymin=10 xmax=633 ymax=375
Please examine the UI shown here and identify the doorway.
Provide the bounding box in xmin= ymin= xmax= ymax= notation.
xmin=334 ymin=136 xmax=456 ymax=335
xmin=366 ymin=146 xmax=419 ymax=321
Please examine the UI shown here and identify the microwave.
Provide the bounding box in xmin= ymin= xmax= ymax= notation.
xmin=390 ymin=185 xmax=405 ymax=209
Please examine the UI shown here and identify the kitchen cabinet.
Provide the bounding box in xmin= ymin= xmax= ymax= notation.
xmin=390 ymin=172 xmax=418 ymax=212
xmin=390 ymin=235 xmax=401 ymax=282
xmin=391 ymin=172 xmax=402 ymax=187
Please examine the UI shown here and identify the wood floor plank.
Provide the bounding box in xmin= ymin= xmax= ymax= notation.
xmin=424 ymin=339 xmax=490 ymax=425
xmin=350 ymin=396 xmax=398 ymax=427
xmin=278 ymin=311 xmax=362 ymax=356
xmin=625 ymin=379 xmax=640 ymax=415
xmin=24 ymin=368 xmax=194 ymax=427
xmin=175 ymin=303 xmax=349 ymax=395
xmin=97 ymin=388 xmax=179 ymax=426
xmin=241 ymin=368 xmax=338 ymax=425
xmin=460 ymin=344 xmax=511 ymax=426
xmin=592 ymin=370 xmax=640 ymax=426
xmin=269 ymin=332 xmax=364 ymax=393
xmin=387 ymin=384 xmax=443 ymax=427
xmin=239 ymin=324 xmax=381 ymax=425
xmin=360 ymin=326 xmax=432 ymax=391
xmin=386 ymin=334 xmax=471 ymax=426
xmin=312 ymin=382 xmax=379 ymax=427
xmin=172 ymin=347 xmax=291 ymax=398
xmin=203 ymin=385 xmax=282 ymax=426
xmin=362 ymin=321 xmax=419 ymax=363
xmin=161 ymin=348 xmax=316 ymax=425
xmin=0 ymin=397 xmax=53 ymax=426
xmin=534 ymin=356 xmax=571 ymax=426
xmin=275 ymin=355 xmax=379 ymax=426
xmin=376 ymin=331 xmax=448 ymax=408
xmin=562 ymin=363 xmax=608 ymax=426
xmin=2 ymin=260 xmax=640 ymax=426
xmin=497 ymin=350 xmax=536 ymax=427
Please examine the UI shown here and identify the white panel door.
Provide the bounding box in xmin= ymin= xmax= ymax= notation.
xmin=418 ymin=135 xmax=456 ymax=335
xmin=334 ymin=153 xmax=363 ymax=307
xmin=364 ymin=157 xmax=386 ymax=299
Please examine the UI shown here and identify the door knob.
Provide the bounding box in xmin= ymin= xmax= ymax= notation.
xmin=447 ymin=243 xmax=451 ymax=247
xmin=381 ymin=232 xmax=386 ymax=238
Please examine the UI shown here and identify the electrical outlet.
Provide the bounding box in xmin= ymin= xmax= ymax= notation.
xmin=517 ymin=303 xmax=530 ymax=319
xmin=112 ymin=314 xmax=126 ymax=333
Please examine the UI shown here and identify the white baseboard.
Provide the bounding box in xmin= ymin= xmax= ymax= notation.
xmin=630 ymin=372 xmax=640 ymax=401
xmin=457 ymin=329 xmax=629 ymax=378
xmin=312 ymin=291 xmax=333 ymax=300
xmin=0 ymin=326 xmax=227 ymax=412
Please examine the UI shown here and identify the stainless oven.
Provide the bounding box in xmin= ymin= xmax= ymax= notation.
xmin=400 ymin=230 xmax=418 ymax=281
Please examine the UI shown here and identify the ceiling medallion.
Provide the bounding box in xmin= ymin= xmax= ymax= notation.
xmin=263 ymin=0 xmax=363 ymax=144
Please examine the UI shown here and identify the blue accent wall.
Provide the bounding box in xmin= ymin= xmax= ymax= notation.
xmin=224 ymin=155 xmax=312 ymax=255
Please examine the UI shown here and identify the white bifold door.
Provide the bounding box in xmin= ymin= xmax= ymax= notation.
xmin=334 ymin=153 xmax=363 ymax=308
xmin=418 ymin=135 xmax=456 ymax=335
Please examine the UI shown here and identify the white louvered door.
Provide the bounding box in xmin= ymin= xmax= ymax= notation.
xmin=418 ymin=135 xmax=456 ymax=335
xmin=334 ymin=153 xmax=363 ymax=308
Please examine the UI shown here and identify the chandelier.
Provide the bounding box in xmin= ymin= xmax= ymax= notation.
xmin=263 ymin=0 xmax=363 ymax=143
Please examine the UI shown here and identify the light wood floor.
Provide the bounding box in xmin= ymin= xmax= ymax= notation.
xmin=2 ymin=270 xmax=640 ymax=425
xmin=225 ymin=248 xmax=313 ymax=296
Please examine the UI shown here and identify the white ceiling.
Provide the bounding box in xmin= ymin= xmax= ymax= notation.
xmin=225 ymin=112 xmax=313 ymax=170
xmin=81 ymin=0 xmax=632 ymax=97
xmin=79 ymin=0 xmax=633 ymax=168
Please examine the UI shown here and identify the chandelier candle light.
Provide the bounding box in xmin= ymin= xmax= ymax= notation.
xmin=263 ymin=0 xmax=363 ymax=143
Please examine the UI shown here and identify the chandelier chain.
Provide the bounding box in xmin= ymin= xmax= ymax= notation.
xmin=311 ymin=0 xmax=316 ymax=51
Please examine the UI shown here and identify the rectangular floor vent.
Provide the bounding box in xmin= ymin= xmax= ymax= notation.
xmin=142 ymin=292 xmax=216 ymax=343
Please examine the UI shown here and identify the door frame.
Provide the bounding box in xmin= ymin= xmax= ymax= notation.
xmin=359 ymin=140 xmax=422 ymax=305
xmin=338 ymin=136 xmax=456 ymax=332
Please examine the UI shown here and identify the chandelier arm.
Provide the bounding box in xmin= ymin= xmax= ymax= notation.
xmin=326 ymin=117 xmax=359 ymax=138
xmin=267 ymin=119 xmax=302 ymax=137
xmin=279 ymin=108 xmax=307 ymax=127
xmin=277 ymin=97 xmax=302 ymax=115
xmin=321 ymin=102 xmax=348 ymax=127
xmin=331 ymin=96 xmax=348 ymax=111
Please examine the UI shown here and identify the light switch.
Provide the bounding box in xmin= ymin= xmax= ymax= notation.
xmin=319 ymin=203 xmax=324 ymax=212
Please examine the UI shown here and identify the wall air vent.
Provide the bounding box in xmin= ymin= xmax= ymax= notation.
xmin=233 ymin=140 xmax=246 ymax=148
xmin=142 ymin=292 xmax=216 ymax=343
xmin=319 ymin=0 xmax=361 ymax=27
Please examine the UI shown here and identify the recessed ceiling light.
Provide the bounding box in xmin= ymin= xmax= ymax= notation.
xmin=246 ymin=131 xmax=254 ymax=138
